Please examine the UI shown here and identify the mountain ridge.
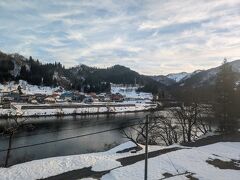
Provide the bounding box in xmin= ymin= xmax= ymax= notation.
xmin=1 ymin=50 xmax=240 ymax=95
xmin=0 ymin=51 xmax=165 ymax=94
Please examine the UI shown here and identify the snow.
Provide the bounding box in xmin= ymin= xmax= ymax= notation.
xmin=0 ymin=101 xmax=157 ymax=117
xmin=0 ymin=142 xmax=163 ymax=180
xmin=0 ymin=141 xmax=239 ymax=180
xmin=106 ymin=141 xmax=136 ymax=153
xmin=0 ymin=142 xmax=135 ymax=180
xmin=0 ymin=81 xmax=156 ymax=117
xmin=166 ymin=70 xmax=203 ymax=83
xmin=110 ymin=84 xmax=153 ymax=100
xmin=167 ymin=72 xmax=190 ymax=82
xmin=0 ymin=80 xmax=60 ymax=95
xmin=102 ymin=142 xmax=240 ymax=180
xmin=91 ymin=159 xmax=121 ymax=172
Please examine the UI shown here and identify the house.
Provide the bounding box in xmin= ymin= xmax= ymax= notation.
xmin=2 ymin=97 xmax=11 ymax=108
xmin=54 ymin=87 xmax=64 ymax=93
xmin=88 ymin=92 xmax=98 ymax=99
xmin=97 ymin=93 xmax=106 ymax=102
xmin=111 ymin=93 xmax=124 ymax=102
xmin=34 ymin=94 xmax=47 ymax=103
xmin=60 ymin=92 xmax=73 ymax=101
xmin=72 ymin=92 xmax=86 ymax=102
xmin=83 ymin=96 xmax=94 ymax=104
xmin=44 ymin=97 xmax=56 ymax=104
xmin=52 ymin=92 xmax=60 ymax=99
xmin=20 ymin=94 xmax=35 ymax=103
xmin=1 ymin=90 xmax=20 ymax=102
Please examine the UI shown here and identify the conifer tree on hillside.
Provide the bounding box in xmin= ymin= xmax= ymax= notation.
xmin=214 ymin=59 xmax=238 ymax=133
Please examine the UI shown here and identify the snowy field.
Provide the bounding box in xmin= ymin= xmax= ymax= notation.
xmin=0 ymin=80 xmax=60 ymax=95
xmin=0 ymin=141 xmax=239 ymax=180
xmin=111 ymin=84 xmax=153 ymax=100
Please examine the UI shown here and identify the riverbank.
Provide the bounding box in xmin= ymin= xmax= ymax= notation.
xmin=0 ymin=112 xmax=148 ymax=166
xmin=0 ymin=102 xmax=158 ymax=118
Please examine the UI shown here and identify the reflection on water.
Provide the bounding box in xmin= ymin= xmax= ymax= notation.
xmin=0 ymin=112 xmax=147 ymax=166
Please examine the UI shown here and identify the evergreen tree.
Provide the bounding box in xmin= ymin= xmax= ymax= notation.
xmin=19 ymin=65 xmax=28 ymax=80
xmin=214 ymin=59 xmax=237 ymax=133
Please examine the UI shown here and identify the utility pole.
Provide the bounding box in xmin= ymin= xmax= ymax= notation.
xmin=144 ymin=115 xmax=149 ymax=180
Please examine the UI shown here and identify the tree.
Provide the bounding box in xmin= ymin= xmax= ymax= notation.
xmin=169 ymin=102 xmax=213 ymax=143
xmin=151 ymin=114 xmax=179 ymax=145
xmin=121 ymin=114 xmax=180 ymax=146
xmin=19 ymin=65 xmax=28 ymax=80
xmin=170 ymin=104 xmax=199 ymax=143
xmin=214 ymin=59 xmax=238 ymax=133
xmin=122 ymin=103 xmax=212 ymax=146
xmin=1 ymin=110 xmax=29 ymax=167
xmin=121 ymin=117 xmax=161 ymax=147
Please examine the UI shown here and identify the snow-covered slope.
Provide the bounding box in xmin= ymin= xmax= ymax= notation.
xmin=111 ymin=84 xmax=153 ymax=100
xmin=0 ymin=141 xmax=239 ymax=180
xmin=230 ymin=59 xmax=240 ymax=73
xmin=166 ymin=72 xmax=190 ymax=82
xmin=103 ymin=142 xmax=240 ymax=180
xmin=176 ymin=60 xmax=240 ymax=88
xmin=0 ymin=80 xmax=61 ymax=95
xmin=150 ymin=75 xmax=176 ymax=86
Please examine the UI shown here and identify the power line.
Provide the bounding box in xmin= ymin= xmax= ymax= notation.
xmin=1 ymin=117 xmax=143 ymax=139
xmin=1 ymin=115 xmax=232 ymax=152
xmin=0 ymin=120 xmax=147 ymax=153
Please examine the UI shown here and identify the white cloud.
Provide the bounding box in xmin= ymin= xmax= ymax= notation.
xmin=0 ymin=0 xmax=240 ymax=75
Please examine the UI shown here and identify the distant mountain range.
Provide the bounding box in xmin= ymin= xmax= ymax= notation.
xmin=1 ymin=50 xmax=240 ymax=96
xmin=151 ymin=60 xmax=240 ymax=88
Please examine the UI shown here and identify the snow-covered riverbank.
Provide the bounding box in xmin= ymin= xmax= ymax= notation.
xmin=0 ymin=140 xmax=239 ymax=180
xmin=0 ymin=102 xmax=157 ymax=117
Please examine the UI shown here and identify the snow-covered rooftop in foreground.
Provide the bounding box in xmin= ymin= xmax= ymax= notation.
xmin=0 ymin=141 xmax=239 ymax=180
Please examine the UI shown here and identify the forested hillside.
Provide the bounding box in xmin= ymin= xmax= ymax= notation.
xmin=0 ymin=51 xmax=164 ymax=94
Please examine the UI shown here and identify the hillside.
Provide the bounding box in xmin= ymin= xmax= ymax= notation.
xmin=0 ymin=51 xmax=164 ymax=94
xmin=167 ymin=60 xmax=240 ymax=102
xmin=2 ymin=50 xmax=240 ymax=98
xmin=175 ymin=60 xmax=240 ymax=88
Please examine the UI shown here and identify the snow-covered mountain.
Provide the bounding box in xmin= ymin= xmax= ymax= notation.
xmin=150 ymin=75 xmax=176 ymax=86
xmin=151 ymin=60 xmax=240 ymax=88
xmin=174 ymin=60 xmax=240 ymax=88
xmin=166 ymin=72 xmax=190 ymax=82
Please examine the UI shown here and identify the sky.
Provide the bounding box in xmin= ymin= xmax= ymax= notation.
xmin=0 ymin=0 xmax=240 ymax=75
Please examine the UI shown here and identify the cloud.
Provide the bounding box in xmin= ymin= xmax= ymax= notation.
xmin=0 ymin=0 xmax=240 ymax=75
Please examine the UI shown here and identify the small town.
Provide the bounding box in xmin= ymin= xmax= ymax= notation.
xmin=0 ymin=81 xmax=157 ymax=117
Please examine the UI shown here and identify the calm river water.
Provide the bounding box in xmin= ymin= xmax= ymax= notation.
xmin=0 ymin=112 xmax=148 ymax=166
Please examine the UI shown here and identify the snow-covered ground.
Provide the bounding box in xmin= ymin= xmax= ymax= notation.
xmin=111 ymin=84 xmax=153 ymax=100
xmin=167 ymin=72 xmax=190 ymax=82
xmin=0 ymin=80 xmax=60 ymax=95
xmin=0 ymin=141 xmax=239 ymax=180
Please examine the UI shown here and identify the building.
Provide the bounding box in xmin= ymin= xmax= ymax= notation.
xmin=111 ymin=93 xmax=124 ymax=102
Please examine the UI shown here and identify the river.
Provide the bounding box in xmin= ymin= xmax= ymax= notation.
xmin=0 ymin=112 xmax=148 ymax=166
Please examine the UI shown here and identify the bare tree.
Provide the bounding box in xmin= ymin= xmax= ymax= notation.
xmin=195 ymin=105 xmax=213 ymax=135
xmin=121 ymin=114 xmax=180 ymax=146
xmin=121 ymin=103 xmax=213 ymax=147
xmin=1 ymin=110 xmax=28 ymax=167
xmin=170 ymin=103 xmax=212 ymax=143
xmin=121 ymin=119 xmax=156 ymax=147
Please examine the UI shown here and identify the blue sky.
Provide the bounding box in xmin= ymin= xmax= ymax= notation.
xmin=0 ymin=0 xmax=240 ymax=75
